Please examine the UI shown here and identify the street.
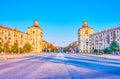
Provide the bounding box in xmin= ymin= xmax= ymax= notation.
xmin=0 ymin=53 xmax=120 ymax=79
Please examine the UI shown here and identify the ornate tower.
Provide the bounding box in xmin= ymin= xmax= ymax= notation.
xmin=27 ymin=20 xmax=43 ymax=53
xmin=82 ymin=20 xmax=88 ymax=28
xmin=78 ymin=20 xmax=94 ymax=53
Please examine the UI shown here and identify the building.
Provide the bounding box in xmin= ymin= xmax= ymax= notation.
xmin=0 ymin=20 xmax=43 ymax=53
xmin=78 ymin=21 xmax=94 ymax=52
xmin=69 ymin=41 xmax=79 ymax=52
xmin=78 ymin=21 xmax=120 ymax=53
xmin=27 ymin=20 xmax=43 ymax=53
xmin=90 ymin=27 xmax=120 ymax=51
xmin=0 ymin=26 xmax=27 ymax=52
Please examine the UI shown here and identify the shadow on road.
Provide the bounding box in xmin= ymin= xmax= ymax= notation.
xmin=27 ymin=55 xmax=120 ymax=77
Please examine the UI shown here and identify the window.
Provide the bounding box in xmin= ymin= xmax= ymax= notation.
xmin=111 ymin=32 xmax=112 ymax=36
xmin=33 ymin=31 xmax=35 ymax=33
xmin=113 ymin=31 xmax=116 ymax=40
xmin=85 ymin=30 xmax=88 ymax=34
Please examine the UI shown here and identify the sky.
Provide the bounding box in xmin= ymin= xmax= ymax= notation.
xmin=0 ymin=0 xmax=120 ymax=47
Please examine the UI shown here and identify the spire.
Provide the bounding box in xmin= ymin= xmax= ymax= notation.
xmin=34 ymin=20 xmax=39 ymax=27
xmin=82 ymin=20 xmax=88 ymax=28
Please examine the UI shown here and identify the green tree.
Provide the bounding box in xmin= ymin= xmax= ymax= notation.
xmin=103 ymin=48 xmax=113 ymax=54
xmin=94 ymin=49 xmax=99 ymax=54
xmin=64 ymin=46 xmax=70 ymax=51
xmin=94 ymin=49 xmax=98 ymax=52
xmin=110 ymin=40 xmax=119 ymax=52
xmin=23 ymin=43 xmax=32 ymax=53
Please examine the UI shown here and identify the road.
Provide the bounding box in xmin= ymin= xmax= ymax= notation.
xmin=0 ymin=53 xmax=120 ymax=79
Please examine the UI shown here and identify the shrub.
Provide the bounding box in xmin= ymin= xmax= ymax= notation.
xmin=103 ymin=48 xmax=113 ymax=54
xmin=94 ymin=49 xmax=98 ymax=52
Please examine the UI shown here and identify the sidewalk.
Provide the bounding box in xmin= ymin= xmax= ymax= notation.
xmin=0 ymin=53 xmax=44 ymax=60
xmin=82 ymin=53 xmax=120 ymax=60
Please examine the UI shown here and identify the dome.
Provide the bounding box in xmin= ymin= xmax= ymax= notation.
xmin=83 ymin=20 xmax=88 ymax=25
xmin=82 ymin=20 xmax=88 ymax=28
xmin=34 ymin=20 xmax=39 ymax=27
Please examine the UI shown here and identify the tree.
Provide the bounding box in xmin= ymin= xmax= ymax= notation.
xmin=23 ymin=43 xmax=32 ymax=53
xmin=4 ymin=41 xmax=10 ymax=53
xmin=19 ymin=47 xmax=24 ymax=53
xmin=11 ymin=43 xmax=18 ymax=53
xmin=0 ymin=42 xmax=3 ymax=52
xmin=64 ymin=46 xmax=70 ymax=52
xmin=94 ymin=49 xmax=99 ymax=54
xmin=110 ymin=40 xmax=119 ymax=52
xmin=103 ymin=48 xmax=113 ymax=54
xmin=94 ymin=49 xmax=98 ymax=52
xmin=53 ymin=47 xmax=58 ymax=52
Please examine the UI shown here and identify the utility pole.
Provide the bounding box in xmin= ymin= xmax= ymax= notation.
xmin=4 ymin=36 xmax=7 ymax=60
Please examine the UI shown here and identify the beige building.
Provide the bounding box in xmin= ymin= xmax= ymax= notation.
xmin=27 ymin=20 xmax=43 ymax=53
xmin=0 ymin=26 xmax=27 ymax=51
xmin=0 ymin=20 xmax=43 ymax=53
xmin=78 ymin=21 xmax=94 ymax=52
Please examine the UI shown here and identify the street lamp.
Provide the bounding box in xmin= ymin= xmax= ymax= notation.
xmin=53 ymin=42 xmax=55 ymax=53
xmin=17 ymin=30 xmax=20 ymax=54
xmin=4 ymin=36 xmax=7 ymax=60
xmin=18 ymin=34 xmax=20 ymax=54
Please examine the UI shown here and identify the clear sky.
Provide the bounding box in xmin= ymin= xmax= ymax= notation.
xmin=0 ymin=0 xmax=120 ymax=47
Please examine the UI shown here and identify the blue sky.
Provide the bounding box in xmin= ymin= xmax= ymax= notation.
xmin=0 ymin=0 xmax=120 ymax=47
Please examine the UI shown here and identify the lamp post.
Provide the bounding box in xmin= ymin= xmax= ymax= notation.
xmin=53 ymin=42 xmax=55 ymax=53
xmin=18 ymin=35 xmax=20 ymax=54
xmin=4 ymin=36 xmax=7 ymax=60
xmin=17 ymin=31 xmax=20 ymax=54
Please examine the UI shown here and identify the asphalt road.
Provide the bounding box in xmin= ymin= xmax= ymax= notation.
xmin=0 ymin=53 xmax=120 ymax=79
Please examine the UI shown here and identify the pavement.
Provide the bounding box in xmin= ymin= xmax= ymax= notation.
xmin=81 ymin=53 xmax=120 ymax=60
xmin=0 ymin=53 xmax=120 ymax=79
xmin=0 ymin=53 xmax=43 ymax=60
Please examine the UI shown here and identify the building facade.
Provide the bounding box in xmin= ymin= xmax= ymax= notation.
xmin=27 ymin=20 xmax=43 ymax=53
xmin=78 ymin=21 xmax=120 ymax=53
xmin=78 ymin=21 xmax=94 ymax=52
xmin=0 ymin=20 xmax=43 ymax=53
xmin=0 ymin=26 xmax=27 ymax=51
xmin=69 ymin=41 xmax=79 ymax=52
xmin=90 ymin=27 xmax=120 ymax=52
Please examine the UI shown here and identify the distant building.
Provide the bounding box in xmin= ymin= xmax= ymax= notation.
xmin=69 ymin=41 xmax=79 ymax=52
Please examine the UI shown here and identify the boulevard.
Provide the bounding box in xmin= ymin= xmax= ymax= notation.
xmin=0 ymin=53 xmax=120 ymax=79
xmin=0 ymin=0 xmax=120 ymax=79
